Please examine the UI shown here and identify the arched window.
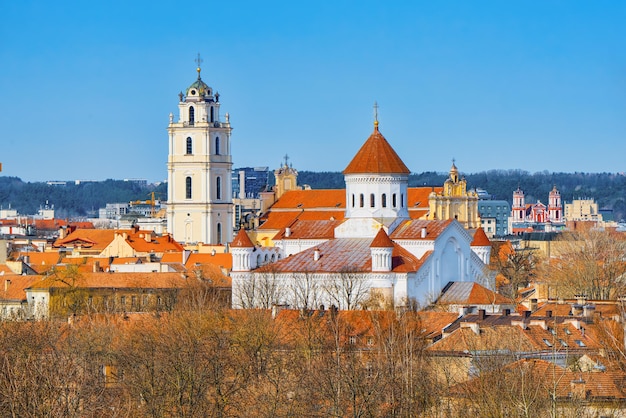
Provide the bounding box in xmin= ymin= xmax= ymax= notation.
xmin=401 ymin=193 xmax=404 ymax=208
xmin=392 ymin=193 xmax=397 ymax=208
xmin=359 ymin=194 xmax=364 ymax=208
xmin=210 ymin=107 xmax=214 ymax=122
xmin=185 ymin=177 xmax=192 ymax=199
xmin=186 ymin=137 xmax=192 ymax=155
xmin=216 ymin=223 xmax=222 ymax=244
xmin=370 ymin=194 xmax=375 ymax=208
xmin=189 ymin=106 xmax=195 ymax=124
xmin=351 ymin=194 xmax=355 ymax=208
xmin=216 ymin=177 xmax=222 ymax=200
xmin=382 ymin=194 xmax=387 ymax=208
xmin=215 ymin=137 xmax=220 ymax=155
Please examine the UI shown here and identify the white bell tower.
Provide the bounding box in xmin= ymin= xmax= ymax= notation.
xmin=166 ymin=55 xmax=233 ymax=245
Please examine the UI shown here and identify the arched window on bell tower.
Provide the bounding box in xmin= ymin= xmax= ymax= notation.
xmin=217 ymin=223 xmax=222 ymax=244
xmin=189 ymin=106 xmax=195 ymax=125
xmin=215 ymin=137 xmax=220 ymax=155
xmin=185 ymin=177 xmax=192 ymax=199
xmin=210 ymin=107 xmax=214 ymax=123
xmin=186 ymin=137 xmax=192 ymax=155
xmin=216 ymin=177 xmax=222 ymax=200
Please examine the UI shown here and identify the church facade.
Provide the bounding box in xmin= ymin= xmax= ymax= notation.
xmin=231 ymin=122 xmax=492 ymax=310
xmin=166 ymin=60 xmax=233 ymax=245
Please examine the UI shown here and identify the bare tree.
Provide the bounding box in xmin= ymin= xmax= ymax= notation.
xmin=548 ymin=230 xmax=626 ymax=300
xmin=324 ymin=266 xmax=370 ymax=310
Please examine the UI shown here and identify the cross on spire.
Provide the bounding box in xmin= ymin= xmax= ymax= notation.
xmin=195 ymin=53 xmax=203 ymax=77
xmin=283 ymin=154 xmax=290 ymax=167
xmin=373 ymin=101 xmax=379 ymax=129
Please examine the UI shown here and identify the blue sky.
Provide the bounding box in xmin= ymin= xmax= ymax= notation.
xmin=1 ymin=1 xmax=625 ymax=182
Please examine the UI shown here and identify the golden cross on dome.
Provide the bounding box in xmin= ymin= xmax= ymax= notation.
xmin=195 ymin=53 xmax=203 ymax=76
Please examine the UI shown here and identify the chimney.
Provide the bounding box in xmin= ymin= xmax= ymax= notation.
xmin=583 ymin=305 xmax=596 ymax=318
xmin=144 ymin=233 xmax=152 ymax=243
xmin=546 ymin=310 xmax=552 ymax=318
xmin=285 ymin=227 xmax=291 ymax=238
xmin=4 ymin=279 xmax=10 ymax=292
xmin=421 ymin=227 xmax=427 ymax=239
xmin=524 ymin=310 xmax=531 ymax=318
xmin=313 ymin=249 xmax=320 ymax=261
xmin=530 ymin=298 xmax=538 ymax=312
xmin=478 ymin=309 xmax=486 ymax=320
xmin=502 ymin=308 xmax=511 ymax=317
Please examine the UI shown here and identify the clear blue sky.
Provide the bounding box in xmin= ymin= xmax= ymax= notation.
xmin=1 ymin=1 xmax=625 ymax=183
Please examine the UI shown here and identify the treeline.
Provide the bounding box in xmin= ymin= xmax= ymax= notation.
xmin=0 ymin=306 xmax=619 ymax=417
xmin=3 ymin=170 xmax=626 ymax=221
xmin=0 ymin=177 xmax=167 ymax=218
xmin=299 ymin=170 xmax=626 ymax=221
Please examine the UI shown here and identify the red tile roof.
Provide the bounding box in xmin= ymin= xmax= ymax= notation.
xmin=438 ymin=281 xmax=513 ymax=305
xmin=273 ymin=219 xmax=342 ymax=241
xmin=185 ymin=252 xmax=233 ymax=271
xmin=370 ymin=228 xmax=394 ymax=248
xmin=0 ymin=275 xmax=43 ymax=301
xmin=390 ymin=219 xmax=453 ymax=240
xmin=269 ymin=189 xmax=346 ymax=210
xmin=343 ymin=125 xmax=410 ymax=175
xmin=27 ymin=272 xmax=191 ymax=290
xmin=255 ymin=238 xmax=422 ymax=274
xmin=471 ymin=227 xmax=491 ymax=246
xmin=231 ymin=229 xmax=255 ymax=248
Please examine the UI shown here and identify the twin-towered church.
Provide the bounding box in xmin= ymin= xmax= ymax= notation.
xmin=166 ymin=62 xmax=493 ymax=309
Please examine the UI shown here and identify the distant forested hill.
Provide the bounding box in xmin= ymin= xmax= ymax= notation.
xmin=2 ymin=170 xmax=625 ymax=221
xmin=0 ymin=177 xmax=167 ymax=219
xmin=298 ymin=170 xmax=626 ymax=222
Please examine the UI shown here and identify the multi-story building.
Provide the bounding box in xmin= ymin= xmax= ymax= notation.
xmin=477 ymin=199 xmax=510 ymax=238
xmin=166 ymin=58 xmax=233 ymax=245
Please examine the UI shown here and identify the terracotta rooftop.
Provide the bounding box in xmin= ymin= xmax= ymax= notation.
xmin=370 ymin=228 xmax=394 ymax=248
xmin=269 ymin=189 xmax=346 ymax=210
xmin=255 ymin=238 xmax=423 ymax=274
xmin=185 ymin=252 xmax=233 ymax=271
xmin=390 ymin=219 xmax=454 ymax=240
xmin=27 ymin=271 xmax=191 ymax=290
xmin=0 ymin=275 xmax=43 ymax=301
xmin=231 ymin=229 xmax=255 ymax=248
xmin=437 ymin=281 xmax=513 ymax=305
xmin=273 ymin=219 xmax=342 ymax=241
xmin=259 ymin=210 xmax=346 ymax=231
xmin=471 ymin=227 xmax=491 ymax=246
xmin=343 ymin=125 xmax=410 ymax=175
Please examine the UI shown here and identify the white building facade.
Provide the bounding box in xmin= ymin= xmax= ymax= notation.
xmin=166 ymin=60 xmax=233 ymax=245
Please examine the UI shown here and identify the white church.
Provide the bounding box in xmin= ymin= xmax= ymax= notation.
xmin=230 ymin=120 xmax=493 ymax=310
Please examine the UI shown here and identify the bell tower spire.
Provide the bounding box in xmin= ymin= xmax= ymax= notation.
xmin=166 ymin=56 xmax=233 ymax=245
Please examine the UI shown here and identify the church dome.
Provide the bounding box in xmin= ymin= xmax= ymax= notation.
xmin=343 ymin=122 xmax=410 ymax=175
xmin=186 ymin=67 xmax=212 ymax=98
